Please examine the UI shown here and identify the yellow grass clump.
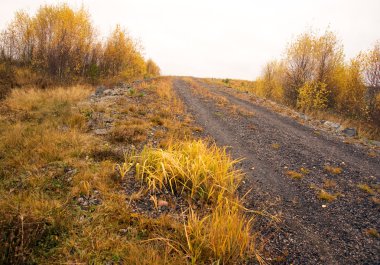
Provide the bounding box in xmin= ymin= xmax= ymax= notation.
xmin=119 ymin=140 xmax=253 ymax=263
xmin=130 ymin=140 xmax=242 ymax=203
xmin=317 ymin=190 xmax=338 ymax=202
xmin=286 ymin=170 xmax=303 ymax=180
xmin=183 ymin=201 xmax=252 ymax=264
xmin=324 ymin=165 xmax=343 ymax=175
xmin=357 ymin=183 xmax=376 ymax=195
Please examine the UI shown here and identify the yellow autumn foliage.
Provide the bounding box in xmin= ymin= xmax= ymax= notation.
xmin=297 ymin=81 xmax=329 ymax=110
xmin=146 ymin=59 xmax=161 ymax=78
xmin=0 ymin=4 xmax=160 ymax=84
xmin=257 ymin=29 xmax=380 ymax=126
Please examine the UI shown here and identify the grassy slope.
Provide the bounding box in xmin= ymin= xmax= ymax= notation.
xmin=0 ymin=77 xmax=255 ymax=264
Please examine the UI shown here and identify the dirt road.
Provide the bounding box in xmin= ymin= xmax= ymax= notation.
xmin=173 ymin=77 xmax=380 ymax=264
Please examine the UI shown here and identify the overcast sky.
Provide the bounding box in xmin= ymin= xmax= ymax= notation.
xmin=1 ymin=0 xmax=379 ymax=79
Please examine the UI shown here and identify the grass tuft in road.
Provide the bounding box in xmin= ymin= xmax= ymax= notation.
xmin=357 ymin=183 xmax=376 ymax=195
xmin=365 ymin=228 xmax=379 ymax=238
xmin=317 ymin=190 xmax=338 ymax=202
xmin=324 ymin=165 xmax=343 ymax=175
xmin=286 ymin=170 xmax=304 ymax=180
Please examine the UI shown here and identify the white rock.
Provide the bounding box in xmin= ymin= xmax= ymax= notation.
xmin=324 ymin=121 xmax=341 ymax=129
xmin=94 ymin=128 xmax=108 ymax=135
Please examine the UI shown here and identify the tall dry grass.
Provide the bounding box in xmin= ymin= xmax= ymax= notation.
xmin=133 ymin=140 xmax=242 ymax=203
xmin=1 ymin=79 xmax=256 ymax=264
xmin=183 ymin=201 xmax=252 ymax=264
xmin=117 ymin=140 xmax=253 ymax=263
xmin=5 ymin=86 xmax=91 ymax=113
xmin=0 ymin=85 xmax=100 ymax=263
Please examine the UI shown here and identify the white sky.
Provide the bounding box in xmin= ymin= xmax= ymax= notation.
xmin=1 ymin=0 xmax=379 ymax=79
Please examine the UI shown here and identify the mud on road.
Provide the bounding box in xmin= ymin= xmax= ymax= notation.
xmin=173 ymin=77 xmax=380 ymax=264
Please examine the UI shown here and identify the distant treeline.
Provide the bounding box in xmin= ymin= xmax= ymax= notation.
xmin=0 ymin=3 xmax=160 ymax=97
xmin=255 ymin=30 xmax=380 ymax=126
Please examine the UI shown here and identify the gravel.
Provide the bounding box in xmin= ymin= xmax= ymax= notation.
xmin=173 ymin=77 xmax=380 ymax=265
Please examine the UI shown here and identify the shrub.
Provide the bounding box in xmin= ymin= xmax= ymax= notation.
xmin=369 ymin=93 xmax=380 ymax=126
xmin=297 ymin=81 xmax=329 ymax=110
xmin=0 ymin=63 xmax=15 ymax=99
xmin=222 ymin=78 xmax=230 ymax=84
xmin=145 ymin=59 xmax=161 ymax=78
xmin=335 ymin=59 xmax=367 ymax=118
xmin=255 ymin=30 xmax=380 ymax=134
